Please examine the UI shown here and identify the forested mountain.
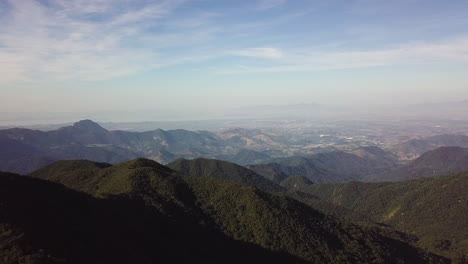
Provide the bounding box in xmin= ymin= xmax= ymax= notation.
xmin=297 ymin=172 xmax=468 ymax=261
xmin=246 ymin=162 xmax=290 ymax=183
xmin=24 ymin=158 xmax=448 ymax=264
xmin=280 ymin=175 xmax=314 ymax=190
xmin=391 ymin=134 xmax=468 ymax=160
xmin=0 ymin=171 xmax=305 ymax=264
xmin=367 ymin=147 xmax=468 ymax=182
xmin=220 ymin=149 xmax=271 ymax=165
xmin=166 ymin=158 xmax=284 ymax=192
xmin=0 ymin=120 xmax=226 ymax=173
xmin=248 ymin=148 xmax=400 ymax=183
xmin=0 ymin=120 xmax=402 ymax=176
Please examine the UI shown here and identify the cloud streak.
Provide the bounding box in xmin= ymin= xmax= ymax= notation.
xmin=0 ymin=0 xmax=200 ymax=83
xmin=219 ymin=37 xmax=468 ymax=74
xmin=1 ymin=0 xmax=468 ymax=85
xmin=256 ymin=0 xmax=287 ymax=10
xmin=231 ymin=47 xmax=283 ymax=59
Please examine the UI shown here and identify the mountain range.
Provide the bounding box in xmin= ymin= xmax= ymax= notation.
xmin=296 ymin=171 xmax=468 ymax=261
xmin=2 ymin=158 xmax=446 ymax=263
xmin=0 ymin=120 xmax=399 ymax=177
xmin=391 ymin=134 xmax=468 ymax=160
xmin=366 ymin=147 xmax=468 ymax=182
xmin=2 ymin=120 xmax=468 ymax=185
xmin=0 ymin=120 xmax=226 ymax=173
xmin=247 ymin=146 xmax=400 ymax=183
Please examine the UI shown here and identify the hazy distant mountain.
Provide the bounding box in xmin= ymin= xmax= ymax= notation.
xmin=398 ymin=100 xmax=468 ymax=120
xmin=249 ymin=147 xmax=400 ymax=183
xmin=24 ymin=158 xmax=447 ymax=263
xmin=367 ymin=146 xmax=468 ymax=182
xmin=218 ymin=127 xmax=287 ymax=151
xmin=220 ymin=103 xmax=327 ymax=119
xmin=0 ymin=120 xmax=229 ymax=173
xmin=391 ymin=134 xmax=468 ymax=160
xmin=4 ymin=119 xmax=386 ymax=174
xmin=301 ymin=171 xmax=468 ymax=260
xmin=221 ymin=149 xmax=271 ymax=165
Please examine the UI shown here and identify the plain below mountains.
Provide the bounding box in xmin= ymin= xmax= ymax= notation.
xmin=3 ymin=158 xmax=448 ymax=264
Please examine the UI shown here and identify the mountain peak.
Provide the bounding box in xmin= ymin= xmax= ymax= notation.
xmin=73 ymin=120 xmax=107 ymax=131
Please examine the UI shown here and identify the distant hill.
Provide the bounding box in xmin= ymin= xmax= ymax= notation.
xmin=367 ymin=147 xmax=468 ymax=182
xmin=221 ymin=149 xmax=271 ymax=165
xmin=246 ymin=162 xmax=290 ymax=183
xmin=27 ymin=158 xmax=447 ymax=264
xmin=249 ymin=147 xmax=400 ymax=183
xmin=0 ymin=119 xmax=337 ymax=174
xmin=391 ymin=134 xmax=468 ymax=160
xmin=0 ymin=120 xmax=229 ymax=173
xmin=167 ymin=158 xmax=284 ymax=193
xmin=300 ymin=172 xmax=468 ymax=260
xmin=218 ymin=127 xmax=287 ymax=151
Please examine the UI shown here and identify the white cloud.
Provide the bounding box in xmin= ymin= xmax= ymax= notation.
xmin=221 ymin=37 xmax=468 ymax=73
xmin=0 ymin=0 xmax=202 ymax=83
xmin=256 ymin=0 xmax=287 ymax=10
xmin=2 ymin=0 xmax=468 ymax=84
xmin=231 ymin=47 xmax=283 ymax=59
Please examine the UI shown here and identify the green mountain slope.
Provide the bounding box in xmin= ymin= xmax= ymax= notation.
xmin=29 ymin=158 xmax=448 ymax=264
xmin=280 ymin=175 xmax=314 ymax=190
xmin=301 ymin=172 xmax=468 ymax=260
xmin=167 ymin=158 xmax=284 ymax=193
xmin=246 ymin=162 xmax=290 ymax=183
xmin=367 ymin=147 xmax=468 ymax=181
xmin=222 ymin=149 xmax=271 ymax=165
xmin=249 ymin=148 xmax=399 ymax=183
xmin=1 ymin=172 xmax=304 ymax=264
xmin=391 ymin=134 xmax=468 ymax=160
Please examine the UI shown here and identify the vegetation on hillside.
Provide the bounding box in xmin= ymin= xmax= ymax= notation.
xmin=0 ymin=171 xmax=306 ymax=264
xmin=28 ymin=158 xmax=449 ymax=263
xmin=301 ymin=172 xmax=468 ymax=261
xmin=167 ymin=158 xmax=284 ymax=192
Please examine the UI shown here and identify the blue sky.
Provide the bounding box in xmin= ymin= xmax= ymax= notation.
xmin=1 ymin=0 xmax=468 ymax=116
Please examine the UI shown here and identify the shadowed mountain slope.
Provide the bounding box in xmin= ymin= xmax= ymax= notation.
xmin=1 ymin=172 xmax=307 ymax=264
xmin=249 ymin=148 xmax=400 ymax=183
xmin=167 ymin=158 xmax=284 ymax=193
xmin=299 ymin=172 xmax=468 ymax=261
xmin=281 ymin=175 xmax=314 ymax=190
xmin=29 ymin=158 xmax=447 ymax=264
xmin=221 ymin=149 xmax=271 ymax=165
xmin=367 ymin=147 xmax=468 ymax=182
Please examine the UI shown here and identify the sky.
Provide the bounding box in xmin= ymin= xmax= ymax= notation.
xmin=1 ymin=0 xmax=468 ymax=120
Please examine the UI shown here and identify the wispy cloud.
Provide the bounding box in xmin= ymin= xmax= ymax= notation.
xmin=2 ymin=0 xmax=468 ymax=84
xmin=220 ymin=37 xmax=468 ymax=73
xmin=256 ymin=0 xmax=287 ymax=10
xmin=231 ymin=47 xmax=283 ymax=59
xmin=0 ymin=0 xmax=212 ymax=83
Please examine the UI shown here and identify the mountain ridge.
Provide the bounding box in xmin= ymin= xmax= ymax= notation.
xmin=367 ymin=146 xmax=468 ymax=182
xmin=27 ymin=158 xmax=449 ymax=263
